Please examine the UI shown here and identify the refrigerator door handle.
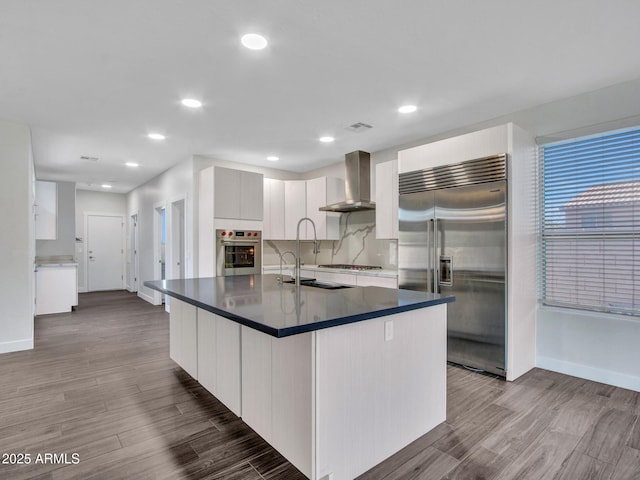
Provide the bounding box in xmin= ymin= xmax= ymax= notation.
xmin=433 ymin=217 xmax=439 ymax=293
xmin=427 ymin=218 xmax=433 ymax=293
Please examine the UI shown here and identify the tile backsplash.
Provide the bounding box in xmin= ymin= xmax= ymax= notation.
xmin=263 ymin=211 xmax=397 ymax=269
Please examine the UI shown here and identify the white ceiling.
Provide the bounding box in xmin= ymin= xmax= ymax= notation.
xmin=2 ymin=1 xmax=640 ymax=193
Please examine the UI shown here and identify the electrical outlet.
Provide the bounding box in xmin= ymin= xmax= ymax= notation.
xmin=384 ymin=320 xmax=393 ymax=341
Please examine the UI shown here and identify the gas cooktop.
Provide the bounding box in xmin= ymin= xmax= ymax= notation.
xmin=318 ymin=264 xmax=383 ymax=271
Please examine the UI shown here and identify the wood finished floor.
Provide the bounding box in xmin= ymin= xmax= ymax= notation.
xmin=0 ymin=291 xmax=638 ymax=479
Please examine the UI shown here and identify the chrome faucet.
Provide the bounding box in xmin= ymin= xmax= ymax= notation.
xmin=278 ymin=250 xmax=296 ymax=283
xmin=295 ymin=217 xmax=319 ymax=287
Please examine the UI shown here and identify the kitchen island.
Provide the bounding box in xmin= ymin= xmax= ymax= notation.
xmin=145 ymin=275 xmax=454 ymax=480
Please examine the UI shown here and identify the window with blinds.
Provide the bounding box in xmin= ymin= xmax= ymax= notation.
xmin=540 ymin=127 xmax=640 ymax=316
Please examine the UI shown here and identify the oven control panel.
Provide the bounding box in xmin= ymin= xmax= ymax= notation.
xmin=216 ymin=230 xmax=261 ymax=239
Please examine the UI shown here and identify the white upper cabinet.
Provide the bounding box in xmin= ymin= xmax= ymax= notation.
xmin=263 ymin=178 xmax=285 ymax=240
xmin=305 ymin=177 xmax=342 ymax=241
xmin=398 ymin=124 xmax=510 ymax=173
xmin=284 ymin=180 xmax=307 ymax=240
xmin=35 ymin=180 xmax=57 ymax=240
xmin=375 ymin=160 xmax=398 ymax=239
xmin=267 ymin=177 xmax=344 ymax=240
xmin=213 ymin=167 xmax=264 ymax=221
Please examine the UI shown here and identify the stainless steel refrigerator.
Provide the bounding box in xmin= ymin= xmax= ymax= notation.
xmin=398 ymin=154 xmax=507 ymax=376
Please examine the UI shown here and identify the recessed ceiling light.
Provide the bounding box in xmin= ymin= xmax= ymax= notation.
xmin=266 ymin=156 xmax=279 ymax=162
xmin=181 ymin=98 xmax=202 ymax=108
xmin=101 ymin=184 xmax=112 ymax=189
xmin=241 ymin=33 xmax=268 ymax=50
xmin=398 ymin=105 xmax=417 ymax=114
xmin=148 ymin=133 xmax=166 ymax=140
xmin=319 ymin=136 xmax=335 ymax=143
xmin=125 ymin=162 xmax=139 ymax=167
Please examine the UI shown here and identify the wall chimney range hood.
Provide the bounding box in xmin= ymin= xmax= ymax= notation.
xmin=320 ymin=150 xmax=376 ymax=212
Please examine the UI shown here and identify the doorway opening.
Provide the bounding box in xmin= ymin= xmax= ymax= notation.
xmin=169 ymin=197 xmax=186 ymax=280
xmin=129 ymin=213 xmax=139 ymax=292
xmin=153 ymin=204 xmax=167 ymax=306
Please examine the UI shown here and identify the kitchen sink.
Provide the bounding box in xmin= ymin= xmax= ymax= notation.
xmin=283 ymin=279 xmax=353 ymax=290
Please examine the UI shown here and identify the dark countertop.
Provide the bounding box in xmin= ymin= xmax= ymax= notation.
xmin=145 ymin=275 xmax=454 ymax=338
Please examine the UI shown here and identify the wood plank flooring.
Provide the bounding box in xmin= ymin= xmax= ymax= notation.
xmin=0 ymin=291 xmax=638 ymax=479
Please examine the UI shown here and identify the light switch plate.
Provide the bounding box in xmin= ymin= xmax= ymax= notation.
xmin=384 ymin=320 xmax=393 ymax=341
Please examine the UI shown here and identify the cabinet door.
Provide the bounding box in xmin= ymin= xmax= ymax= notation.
xmin=285 ymin=181 xmax=307 ymax=240
xmin=240 ymin=171 xmax=264 ymax=220
xmin=197 ymin=309 xmax=217 ymax=395
xmin=263 ymin=179 xmax=272 ymax=238
xmin=169 ymin=298 xmax=182 ymax=366
xmin=214 ymin=167 xmax=241 ymax=219
xmin=305 ymin=177 xmax=342 ymax=240
xmin=35 ymin=267 xmax=77 ymax=314
xmin=264 ymin=178 xmax=285 ymax=239
xmin=375 ymin=160 xmax=398 ymax=239
xmin=305 ymin=177 xmax=326 ymax=239
xmin=181 ymin=302 xmax=198 ymax=379
xmin=313 ymin=270 xmax=357 ymax=286
xmin=35 ymin=180 xmax=57 ymax=240
xmin=215 ymin=314 xmax=242 ymax=416
xmin=241 ymin=326 xmax=273 ymax=441
xmin=356 ymin=275 xmax=398 ymax=288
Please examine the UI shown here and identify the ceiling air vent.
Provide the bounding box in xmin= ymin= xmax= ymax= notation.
xmin=80 ymin=155 xmax=99 ymax=161
xmin=346 ymin=122 xmax=373 ymax=133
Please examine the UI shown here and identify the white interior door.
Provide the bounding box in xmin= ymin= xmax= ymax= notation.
xmin=170 ymin=199 xmax=186 ymax=279
xmin=87 ymin=214 xmax=124 ymax=291
xmin=154 ymin=204 xmax=167 ymax=307
xmin=129 ymin=213 xmax=138 ymax=292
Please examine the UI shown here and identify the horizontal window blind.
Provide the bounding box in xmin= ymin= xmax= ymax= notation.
xmin=540 ymin=128 xmax=640 ymax=316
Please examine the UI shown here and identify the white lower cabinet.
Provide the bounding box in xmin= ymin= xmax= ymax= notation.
xmin=169 ymin=299 xmax=198 ymax=379
xmin=197 ymin=309 xmax=242 ymax=416
xmin=35 ymin=265 xmax=78 ymax=315
xmin=313 ymin=270 xmax=357 ymax=286
xmin=356 ymin=275 xmax=397 ymax=288
xmin=305 ymin=269 xmax=397 ymax=288
xmin=241 ymin=326 xmax=313 ymax=477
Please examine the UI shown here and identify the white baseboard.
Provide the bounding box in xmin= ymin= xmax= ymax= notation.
xmin=78 ymin=286 xmax=87 ymax=293
xmin=537 ymin=355 xmax=640 ymax=393
xmin=0 ymin=338 xmax=34 ymax=354
xmin=137 ymin=290 xmax=156 ymax=305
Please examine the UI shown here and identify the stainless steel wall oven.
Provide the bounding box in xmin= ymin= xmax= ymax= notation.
xmin=216 ymin=229 xmax=261 ymax=276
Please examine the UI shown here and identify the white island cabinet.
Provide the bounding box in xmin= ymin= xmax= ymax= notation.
xmin=241 ymin=305 xmax=446 ymax=480
xmin=150 ymin=276 xmax=450 ymax=480
xmin=168 ymin=298 xmax=197 ymax=379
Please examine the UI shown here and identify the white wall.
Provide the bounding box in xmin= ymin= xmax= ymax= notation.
xmin=0 ymin=120 xmax=34 ymax=354
xmin=537 ymin=307 xmax=640 ymax=392
xmin=36 ymin=181 xmax=75 ymax=258
xmin=127 ymin=158 xmax=196 ymax=304
xmin=75 ymin=190 xmax=127 ymax=292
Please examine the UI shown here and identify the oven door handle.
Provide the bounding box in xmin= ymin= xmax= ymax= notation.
xmin=221 ymin=240 xmax=260 ymax=245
